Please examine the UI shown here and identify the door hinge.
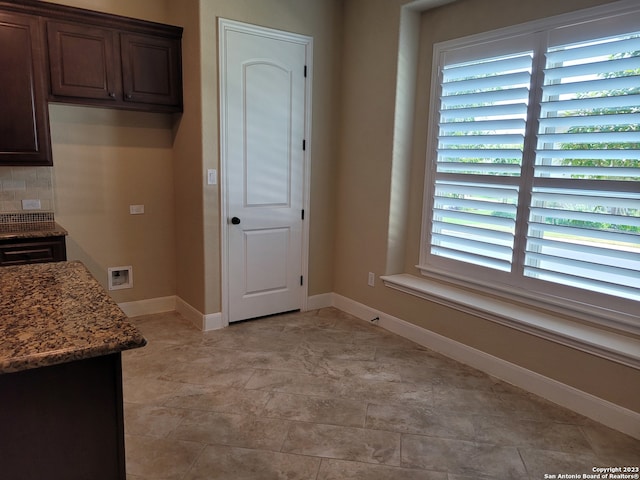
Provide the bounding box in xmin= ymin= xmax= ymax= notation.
xmin=301 ymin=209 xmax=305 ymax=220
xmin=304 ymin=65 xmax=307 ymax=77
xmin=300 ymin=275 xmax=304 ymax=286
xmin=302 ymin=139 xmax=306 ymax=151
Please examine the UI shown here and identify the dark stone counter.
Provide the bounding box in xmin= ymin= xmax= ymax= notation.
xmin=0 ymin=260 xmax=146 ymax=373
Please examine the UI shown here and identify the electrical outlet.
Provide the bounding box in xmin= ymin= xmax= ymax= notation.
xmin=368 ymin=272 xmax=375 ymax=287
xmin=129 ymin=205 xmax=144 ymax=215
xmin=21 ymin=199 xmax=41 ymax=210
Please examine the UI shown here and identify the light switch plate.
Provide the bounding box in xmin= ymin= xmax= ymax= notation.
xmin=207 ymin=169 xmax=217 ymax=185
xmin=129 ymin=204 xmax=144 ymax=215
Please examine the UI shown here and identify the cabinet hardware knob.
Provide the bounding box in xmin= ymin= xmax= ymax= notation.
xmin=126 ymin=93 xmax=133 ymax=99
xmin=108 ymin=92 xmax=116 ymax=98
xmin=231 ymin=217 xmax=241 ymax=225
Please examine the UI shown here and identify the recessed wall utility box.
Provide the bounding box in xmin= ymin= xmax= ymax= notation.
xmin=108 ymin=266 xmax=133 ymax=290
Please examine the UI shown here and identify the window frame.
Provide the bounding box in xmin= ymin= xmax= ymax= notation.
xmin=419 ymin=0 xmax=640 ymax=336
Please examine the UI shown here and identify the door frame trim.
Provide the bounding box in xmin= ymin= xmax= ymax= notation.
xmin=218 ymin=18 xmax=313 ymax=327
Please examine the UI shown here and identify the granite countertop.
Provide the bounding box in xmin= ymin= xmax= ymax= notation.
xmin=0 ymin=261 xmax=146 ymax=374
xmin=0 ymin=222 xmax=68 ymax=240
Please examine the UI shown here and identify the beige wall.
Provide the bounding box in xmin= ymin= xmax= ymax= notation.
xmin=47 ymin=0 xmax=177 ymax=302
xmin=45 ymin=0 xmax=342 ymax=312
xmin=334 ymin=0 xmax=639 ymax=413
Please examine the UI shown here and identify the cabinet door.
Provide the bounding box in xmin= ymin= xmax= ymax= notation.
xmin=120 ymin=32 xmax=182 ymax=109
xmin=0 ymin=12 xmax=51 ymax=166
xmin=47 ymin=21 xmax=119 ymax=102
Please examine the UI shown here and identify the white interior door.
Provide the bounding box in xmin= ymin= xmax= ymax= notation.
xmin=219 ymin=19 xmax=311 ymax=323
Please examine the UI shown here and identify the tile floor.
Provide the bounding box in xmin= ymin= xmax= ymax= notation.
xmin=122 ymin=307 xmax=639 ymax=480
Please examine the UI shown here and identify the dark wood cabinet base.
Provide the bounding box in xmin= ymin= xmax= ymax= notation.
xmin=0 ymin=353 xmax=127 ymax=480
xmin=0 ymin=235 xmax=66 ymax=266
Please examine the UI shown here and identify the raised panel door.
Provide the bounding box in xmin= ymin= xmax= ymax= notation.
xmin=120 ymin=32 xmax=182 ymax=109
xmin=47 ymin=21 xmax=119 ymax=102
xmin=0 ymin=12 xmax=51 ymax=166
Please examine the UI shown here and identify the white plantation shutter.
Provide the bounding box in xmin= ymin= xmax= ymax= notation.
xmin=528 ymin=32 xmax=640 ymax=302
xmin=422 ymin=2 xmax=640 ymax=321
xmin=430 ymin=50 xmax=532 ymax=271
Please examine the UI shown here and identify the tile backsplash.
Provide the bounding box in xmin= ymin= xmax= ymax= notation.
xmin=0 ymin=166 xmax=54 ymax=215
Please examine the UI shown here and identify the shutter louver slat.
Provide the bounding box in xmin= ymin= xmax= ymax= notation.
xmin=440 ymin=118 xmax=527 ymax=132
xmin=545 ymin=36 xmax=640 ymax=63
xmin=433 ymin=221 xmax=515 ymax=245
xmin=523 ymin=267 xmax=640 ymax=301
xmin=539 ymin=113 xmax=640 ymax=129
xmin=543 ymin=56 xmax=640 ymax=81
xmin=542 ymin=75 xmax=640 ymax=97
xmin=440 ymin=103 xmax=528 ymax=121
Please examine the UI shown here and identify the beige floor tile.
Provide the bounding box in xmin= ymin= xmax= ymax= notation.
xmin=375 ymin=346 xmax=460 ymax=370
xmin=298 ymin=341 xmax=377 ymax=361
xmin=471 ymin=414 xmax=592 ymax=453
xmin=231 ymin=348 xmax=320 ymax=373
xmin=183 ymin=445 xmax=320 ymax=480
xmin=244 ymin=369 xmax=345 ymax=397
xmin=125 ymin=434 xmax=204 ymax=479
xmin=124 ymin=403 xmax=188 ymax=438
xmin=170 ymin=410 xmax=291 ymax=451
xmin=282 ymin=422 xmax=401 ymax=466
xmin=495 ymin=389 xmax=591 ymax=424
xmin=433 ymin=385 xmax=504 ymax=414
xmin=122 ymin=376 xmax=183 ymax=405
xmin=317 ymin=458 xmax=447 ymax=480
xmin=365 ymin=403 xmax=475 ymax=439
xmin=123 ymin=308 xmax=640 ymax=480
xmin=581 ymin=423 xmax=640 ymax=464
xmin=164 ymin=383 xmax=273 ymax=416
xmin=401 ymin=435 xmax=527 ymax=479
xmin=262 ymin=392 xmax=367 ymax=427
xmin=314 ymin=357 xmax=404 ymax=382
xmin=518 ymin=448 xmax=601 ymax=479
xmin=159 ymin=361 xmax=256 ymax=387
xmin=338 ymin=376 xmax=434 ymax=405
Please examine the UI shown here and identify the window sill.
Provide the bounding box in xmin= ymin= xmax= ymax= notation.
xmin=380 ymin=273 xmax=640 ymax=370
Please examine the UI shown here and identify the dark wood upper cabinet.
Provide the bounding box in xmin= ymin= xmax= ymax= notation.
xmin=47 ymin=21 xmax=119 ymax=102
xmin=120 ymin=32 xmax=182 ymax=108
xmin=46 ymin=21 xmax=183 ymax=112
xmin=0 ymin=11 xmax=52 ymax=166
xmin=0 ymin=1 xmax=183 ymax=166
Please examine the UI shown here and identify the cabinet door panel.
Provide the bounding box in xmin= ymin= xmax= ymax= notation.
xmin=121 ymin=33 xmax=182 ymax=108
xmin=0 ymin=12 xmax=51 ymax=166
xmin=47 ymin=21 xmax=118 ymax=101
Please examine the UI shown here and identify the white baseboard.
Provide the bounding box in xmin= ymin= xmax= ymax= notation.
xmin=175 ymin=297 xmax=224 ymax=331
xmin=307 ymin=293 xmax=334 ymax=310
xmin=118 ymin=296 xmax=176 ymax=317
xmin=332 ymin=293 xmax=640 ymax=440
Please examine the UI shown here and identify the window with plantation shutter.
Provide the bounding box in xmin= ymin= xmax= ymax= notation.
xmin=527 ymin=32 xmax=640 ymax=303
xmin=432 ymin=50 xmax=532 ymax=272
xmin=421 ymin=0 xmax=640 ymax=330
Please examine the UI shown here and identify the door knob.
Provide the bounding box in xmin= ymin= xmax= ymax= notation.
xmin=231 ymin=217 xmax=241 ymax=225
